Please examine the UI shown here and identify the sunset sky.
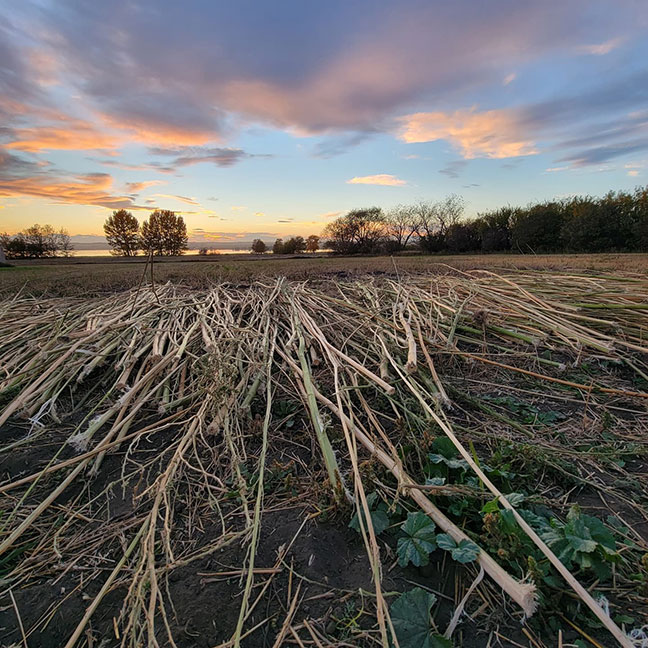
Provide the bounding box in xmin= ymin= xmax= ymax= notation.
xmin=1 ymin=1 xmax=647 ymax=244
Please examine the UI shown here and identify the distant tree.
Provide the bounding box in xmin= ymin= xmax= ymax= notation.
xmin=272 ymin=238 xmax=285 ymax=254
xmin=104 ymin=209 xmax=140 ymax=256
xmin=1 ymin=224 xmax=73 ymax=258
xmin=386 ymin=204 xmax=419 ymax=251
xmin=415 ymin=195 xmax=465 ymax=253
xmin=251 ymin=239 xmax=267 ymax=253
xmin=306 ymin=235 xmax=320 ymax=252
xmin=473 ymin=207 xmax=515 ymax=252
xmin=446 ymin=222 xmax=480 ymax=253
xmin=511 ymin=201 xmax=564 ymax=253
xmin=282 ymin=236 xmax=306 ymax=254
xmin=323 ymin=207 xmax=387 ymax=254
xmin=141 ymin=210 xmax=188 ymax=256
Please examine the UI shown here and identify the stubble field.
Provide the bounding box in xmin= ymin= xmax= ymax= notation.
xmin=0 ymin=254 xmax=646 ymax=647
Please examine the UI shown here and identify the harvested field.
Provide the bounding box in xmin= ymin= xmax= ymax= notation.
xmin=0 ymin=269 xmax=647 ymax=647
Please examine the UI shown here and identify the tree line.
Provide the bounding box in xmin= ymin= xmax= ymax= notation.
xmin=0 ymin=224 xmax=72 ymax=259
xmin=321 ymin=187 xmax=648 ymax=255
xmin=104 ymin=209 xmax=188 ymax=256
xmin=251 ymin=235 xmax=320 ymax=254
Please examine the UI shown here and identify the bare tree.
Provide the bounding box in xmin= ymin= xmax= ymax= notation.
xmin=1 ymin=224 xmax=73 ymax=258
xmin=104 ymin=210 xmax=140 ymax=256
xmin=323 ymin=208 xmax=387 ymax=254
xmin=436 ymin=194 xmax=465 ymax=235
xmin=414 ymin=195 xmax=465 ymax=253
xmin=386 ymin=204 xmax=419 ymax=250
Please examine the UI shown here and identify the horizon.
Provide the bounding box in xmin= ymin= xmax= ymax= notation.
xmin=2 ymin=1 xmax=648 ymax=241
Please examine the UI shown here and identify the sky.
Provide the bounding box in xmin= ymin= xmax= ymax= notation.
xmin=1 ymin=0 xmax=648 ymax=245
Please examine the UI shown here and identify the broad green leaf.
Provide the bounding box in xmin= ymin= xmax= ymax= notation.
xmin=435 ymin=533 xmax=457 ymax=551
xmin=481 ymin=498 xmax=500 ymax=514
xmin=504 ymin=493 xmax=526 ymax=506
xmin=430 ymin=437 xmax=458 ymax=459
xmin=349 ymin=492 xmax=390 ymax=536
xmin=390 ymin=588 xmax=452 ymax=648
xmin=436 ymin=534 xmax=480 ymax=563
xmin=450 ymin=539 xmax=480 ymax=563
xmin=349 ymin=508 xmax=390 ymax=536
xmin=397 ymin=512 xmax=437 ymax=567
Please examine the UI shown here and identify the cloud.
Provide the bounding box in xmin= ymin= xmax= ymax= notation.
xmin=7 ymin=0 xmax=642 ymax=141
xmin=628 ymin=170 xmax=639 ymax=176
xmin=576 ymin=38 xmax=624 ymax=56
xmin=231 ymin=205 xmax=246 ymax=211
xmin=439 ymin=160 xmax=468 ymax=178
xmin=149 ymin=146 xmax=256 ymax=167
xmin=503 ymin=73 xmax=516 ymax=86
xmin=152 ymin=193 xmax=201 ymax=205
xmin=6 ymin=120 xmax=118 ymax=153
xmin=126 ymin=180 xmax=166 ymax=192
xmin=0 ymin=150 xmax=140 ymax=208
xmin=320 ymin=211 xmax=342 ymax=219
xmin=87 ymin=158 xmax=176 ymax=173
xmin=398 ymin=108 xmax=537 ymax=159
xmin=347 ymin=174 xmax=407 ymax=186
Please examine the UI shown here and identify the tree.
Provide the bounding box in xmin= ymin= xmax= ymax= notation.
xmin=386 ymin=205 xmax=419 ymax=251
xmin=251 ymin=239 xmax=267 ymax=253
xmin=323 ymin=208 xmax=387 ymax=254
xmin=282 ymin=236 xmax=306 ymax=254
xmin=306 ymin=235 xmax=320 ymax=252
xmin=446 ymin=222 xmax=480 ymax=253
xmin=511 ymin=201 xmax=564 ymax=253
xmin=141 ymin=210 xmax=188 ymax=256
xmin=474 ymin=207 xmax=515 ymax=252
xmin=104 ymin=210 xmax=140 ymax=256
xmin=1 ymin=224 xmax=73 ymax=258
xmin=414 ymin=195 xmax=465 ymax=253
xmin=272 ymin=238 xmax=285 ymax=254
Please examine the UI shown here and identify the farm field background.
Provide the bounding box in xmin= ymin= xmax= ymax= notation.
xmin=3 ymin=252 xmax=648 ymax=297
xmin=0 ymin=254 xmax=647 ymax=648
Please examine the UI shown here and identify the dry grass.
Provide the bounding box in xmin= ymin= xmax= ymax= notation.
xmin=2 ymin=252 xmax=647 ymax=297
xmin=0 ymin=269 xmax=646 ymax=647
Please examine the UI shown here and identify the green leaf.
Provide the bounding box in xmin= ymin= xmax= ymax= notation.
xmin=397 ymin=512 xmax=437 ymax=567
xmin=481 ymin=498 xmax=500 ymax=514
xmin=451 ymin=539 xmax=480 ymax=563
xmin=435 ymin=533 xmax=456 ymax=551
xmin=436 ymin=534 xmax=480 ymax=563
xmin=430 ymin=437 xmax=458 ymax=459
xmin=504 ymin=493 xmax=526 ymax=506
xmin=390 ymin=588 xmax=453 ymax=648
xmin=349 ymin=492 xmax=390 ymax=536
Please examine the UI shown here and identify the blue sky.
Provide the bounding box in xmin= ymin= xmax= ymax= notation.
xmin=1 ymin=0 xmax=647 ymax=243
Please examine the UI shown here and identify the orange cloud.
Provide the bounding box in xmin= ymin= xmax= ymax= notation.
xmin=99 ymin=113 xmax=214 ymax=147
xmin=347 ymin=174 xmax=407 ymax=186
xmin=126 ymin=180 xmax=166 ymax=192
xmin=0 ymin=171 xmax=138 ymax=209
xmin=6 ymin=122 xmax=118 ymax=153
xmin=398 ymin=108 xmax=537 ymax=159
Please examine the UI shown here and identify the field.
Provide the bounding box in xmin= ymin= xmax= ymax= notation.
xmin=0 ymin=254 xmax=647 ymax=648
xmin=2 ymin=252 xmax=648 ymax=297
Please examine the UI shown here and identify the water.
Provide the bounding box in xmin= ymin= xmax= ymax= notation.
xmin=72 ymin=248 xmax=250 ymax=257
